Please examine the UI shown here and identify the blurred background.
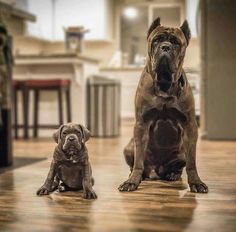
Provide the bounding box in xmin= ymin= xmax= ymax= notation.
xmin=0 ymin=1 xmax=236 ymax=231
xmin=0 ymin=0 xmax=236 ymax=167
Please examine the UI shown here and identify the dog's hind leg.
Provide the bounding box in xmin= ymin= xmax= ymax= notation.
xmin=124 ymin=138 xmax=135 ymax=173
xmin=158 ymin=154 xmax=186 ymax=181
xmin=51 ymin=175 xmax=60 ymax=191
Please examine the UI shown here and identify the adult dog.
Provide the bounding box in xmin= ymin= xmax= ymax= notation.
xmin=118 ymin=18 xmax=208 ymax=193
xmin=37 ymin=123 xmax=97 ymax=199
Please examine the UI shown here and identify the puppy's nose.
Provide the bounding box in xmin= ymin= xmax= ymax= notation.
xmin=161 ymin=44 xmax=170 ymax=52
xmin=68 ymin=136 xmax=75 ymax=142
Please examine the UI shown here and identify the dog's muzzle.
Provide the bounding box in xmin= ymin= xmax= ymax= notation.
xmin=63 ymin=134 xmax=82 ymax=163
xmin=154 ymin=53 xmax=174 ymax=92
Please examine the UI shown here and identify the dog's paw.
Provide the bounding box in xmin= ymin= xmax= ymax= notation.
xmin=58 ymin=183 xmax=68 ymax=192
xmin=189 ymin=181 xmax=208 ymax=193
xmin=118 ymin=181 xmax=139 ymax=192
xmin=164 ymin=172 xmax=182 ymax=181
xmin=83 ymin=189 xmax=97 ymax=199
xmin=36 ymin=185 xmax=51 ymax=196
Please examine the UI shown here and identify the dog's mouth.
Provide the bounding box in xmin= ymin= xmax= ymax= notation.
xmin=63 ymin=142 xmax=82 ymax=163
xmin=66 ymin=150 xmax=80 ymax=163
xmin=154 ymin=54 xmax=174 ymax=92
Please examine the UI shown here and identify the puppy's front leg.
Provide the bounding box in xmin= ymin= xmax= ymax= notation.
xmin=119 ymin=121 xmax=148 ymax=192
xmin=37 ymin=161 xmax=57 ymax=196
xmin=82 ymin=161 xmax=97 ymax=199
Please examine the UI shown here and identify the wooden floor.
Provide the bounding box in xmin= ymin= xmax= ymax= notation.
xmin=1 ymin=121 xmax=236 ymax=232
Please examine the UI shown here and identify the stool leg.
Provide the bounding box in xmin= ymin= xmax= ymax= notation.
xmin=58 ymin=87 xmax=63 ymax=125
xmin=23 ymin=87 xmax=29 ymax=139
xmin=66 ymin=86 xmax=71 ymax=122
xmin=13 ymin=89 xmax=18 ymax=139
xmin=33 ymin=90 xmax=39 ymax=138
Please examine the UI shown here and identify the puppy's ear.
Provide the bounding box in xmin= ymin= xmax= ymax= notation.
xmin=53 ymin=125 xmax=64 ymax=144
xmin=180 ymin=20 xmax=191 ymax=45
xmin=78 ymin=124 xmax=91 ymax=143
xmin=147 ymin=17 xmax=161 ymax=40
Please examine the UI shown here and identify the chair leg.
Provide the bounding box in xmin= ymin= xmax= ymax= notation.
xmin=33 ymin=90 xmax=39 ymax=138
xmin=13 ymin=89 xmax=18 ymax=139
xmin=66 ymin=86 xmax=71 ymax=122
xmin=23 ymin=87 xmax=29 ymax=139
xmin=58 ymin=87 xmax=63 ymax=125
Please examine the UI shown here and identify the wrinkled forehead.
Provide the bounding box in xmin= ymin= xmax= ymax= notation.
xmin=62 ymin=124 xmax=81 ymax=133
xmin=148 ymin=26 xmax=187 ymax=46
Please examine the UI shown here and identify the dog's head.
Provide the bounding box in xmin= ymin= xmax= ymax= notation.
xmin=53 ymin=123 xmax=90 ymax=163
xmin=147 ymin=17 xmax=191 ymax=93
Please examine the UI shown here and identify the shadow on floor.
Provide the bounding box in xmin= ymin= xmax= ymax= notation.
xmin=0 ymin=157 xmax=46 ymax=174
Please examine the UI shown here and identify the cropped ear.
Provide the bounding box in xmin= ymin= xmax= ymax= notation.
xmin=180 ymin=20 xmax=191 ymax=45
xmin=53 ymin=125 xmax=64 ymax=144
xmin=78 ymin=125 xmax=91 ymax=143
xmin=147 ymin=17 xmax=161 ymax=40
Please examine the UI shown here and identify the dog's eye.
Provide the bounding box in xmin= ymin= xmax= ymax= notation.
xmin=170 ymin=38 xmax=180 ymax=46
xmin=76 ymin=131 xmax=81 ymax=136
xmin=62 ymin=131 xmax=67 ymax=135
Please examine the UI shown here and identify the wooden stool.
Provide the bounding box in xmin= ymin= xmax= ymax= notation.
xmin=13 ymin=79 xmax=71 ymax=139
xmin=13 ymin=80 xmax=27 ymax=139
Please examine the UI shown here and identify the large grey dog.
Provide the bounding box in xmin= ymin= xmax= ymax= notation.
xmin=37 ymin=123 xmax=97 ymax=199
xmin=119 ymin=18 xmax=208 ymax=193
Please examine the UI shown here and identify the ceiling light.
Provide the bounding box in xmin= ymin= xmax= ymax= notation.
xmin=123 ymin=7 xmax=138 ymax=19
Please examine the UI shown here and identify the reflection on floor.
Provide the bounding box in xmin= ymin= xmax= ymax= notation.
xmin=0 ymin=120 xmax=236 ymax=232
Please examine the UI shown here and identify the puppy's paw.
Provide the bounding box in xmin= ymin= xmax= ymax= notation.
xmin=36 ymin=185 xmax=51 ymax=196
xmin=189 ymin=181 xmax=208 ymax=193
xmin=118 ymin=180 xmax=139 ymax=192
xmin=83 ymin=189 xmax=97 ymax=199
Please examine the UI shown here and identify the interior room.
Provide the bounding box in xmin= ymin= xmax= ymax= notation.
xmin=0 ymin=0 xmax=236 ymax=231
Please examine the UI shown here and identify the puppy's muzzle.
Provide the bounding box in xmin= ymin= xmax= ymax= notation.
xmin=63 ymin=134 xmax=82 ymax=162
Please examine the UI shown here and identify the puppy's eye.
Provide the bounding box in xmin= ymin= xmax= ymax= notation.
xmin=62 ymin=131 xmax=67 ymax=135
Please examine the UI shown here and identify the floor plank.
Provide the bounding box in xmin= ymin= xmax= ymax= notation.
xmin=0 ymin=121 xmax=236 ymax=232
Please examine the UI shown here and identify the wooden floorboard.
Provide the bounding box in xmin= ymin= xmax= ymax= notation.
xmin=0 ymin=121 xmax=236 ymax=232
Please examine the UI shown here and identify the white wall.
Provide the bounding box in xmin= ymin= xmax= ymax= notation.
xmin=26 ymin=0 xmax=53 ymax=40
xmin=186 ymin=0 xmax=199 ymax=38
xmin=24 ymin=0 xmax=110 ymax=41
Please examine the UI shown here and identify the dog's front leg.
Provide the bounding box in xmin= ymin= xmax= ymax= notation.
xmin=37 ymin=161 xmax=57 ymax=196
xmin=185 ymin=124 xmax=208 ymax=193
xmin=82 ymin=162 xmax=97 ymax=199
xmin=119 ymin=121 xmax=148 ymax=192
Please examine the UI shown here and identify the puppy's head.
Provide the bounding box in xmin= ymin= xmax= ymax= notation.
xmin=53 ymin=123 xmax=90 ymax=163
xmin=147 ymin=17 xmax=191 ymax=93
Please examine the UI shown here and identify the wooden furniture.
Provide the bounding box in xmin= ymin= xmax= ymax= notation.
xmin=13 ymin=80 xmax=26 ymax=139
xmin=13 ymin=79 xmax=71 ymax=139
xmin=13 ymin=53 xmax=100 ymax=137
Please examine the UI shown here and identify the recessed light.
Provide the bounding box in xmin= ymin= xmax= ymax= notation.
xmin=123 ymin=7 xmax=138 ymax=19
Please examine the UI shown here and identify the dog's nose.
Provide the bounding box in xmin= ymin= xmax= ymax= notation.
xmin=161 ymin=44 xmax=170 ymax=52
xmin=68 ymin=136 xmax=75 ymax=142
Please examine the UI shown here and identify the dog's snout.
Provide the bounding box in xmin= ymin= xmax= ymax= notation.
xmin=68 ymin=136 xmax=75 ymax=142
xmin=161 ymin=44 xmax=171 ymax=52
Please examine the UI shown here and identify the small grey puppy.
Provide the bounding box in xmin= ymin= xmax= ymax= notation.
xmin=37 ymin=123 xmax=97 ymax=199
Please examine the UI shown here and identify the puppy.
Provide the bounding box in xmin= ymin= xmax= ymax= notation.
xmin=37 ymin=123 xmax=97 ymax=199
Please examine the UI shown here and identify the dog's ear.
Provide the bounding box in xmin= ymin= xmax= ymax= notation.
xmin=78 ymin=125 xmax=91 ymax=143
xmin=53 ymin=125 xmax=64 ymax=144
xmin=180 ymin=20 xmax=191 ymax=45
xmin=147 ymin=17 xmax=161 ymax=40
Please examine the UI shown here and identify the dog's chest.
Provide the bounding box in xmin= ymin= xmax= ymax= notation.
xmin=58 ymin=164 xmax=83 ymax=188
xmin=145 ymin=102 xmax=186 ymax=151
